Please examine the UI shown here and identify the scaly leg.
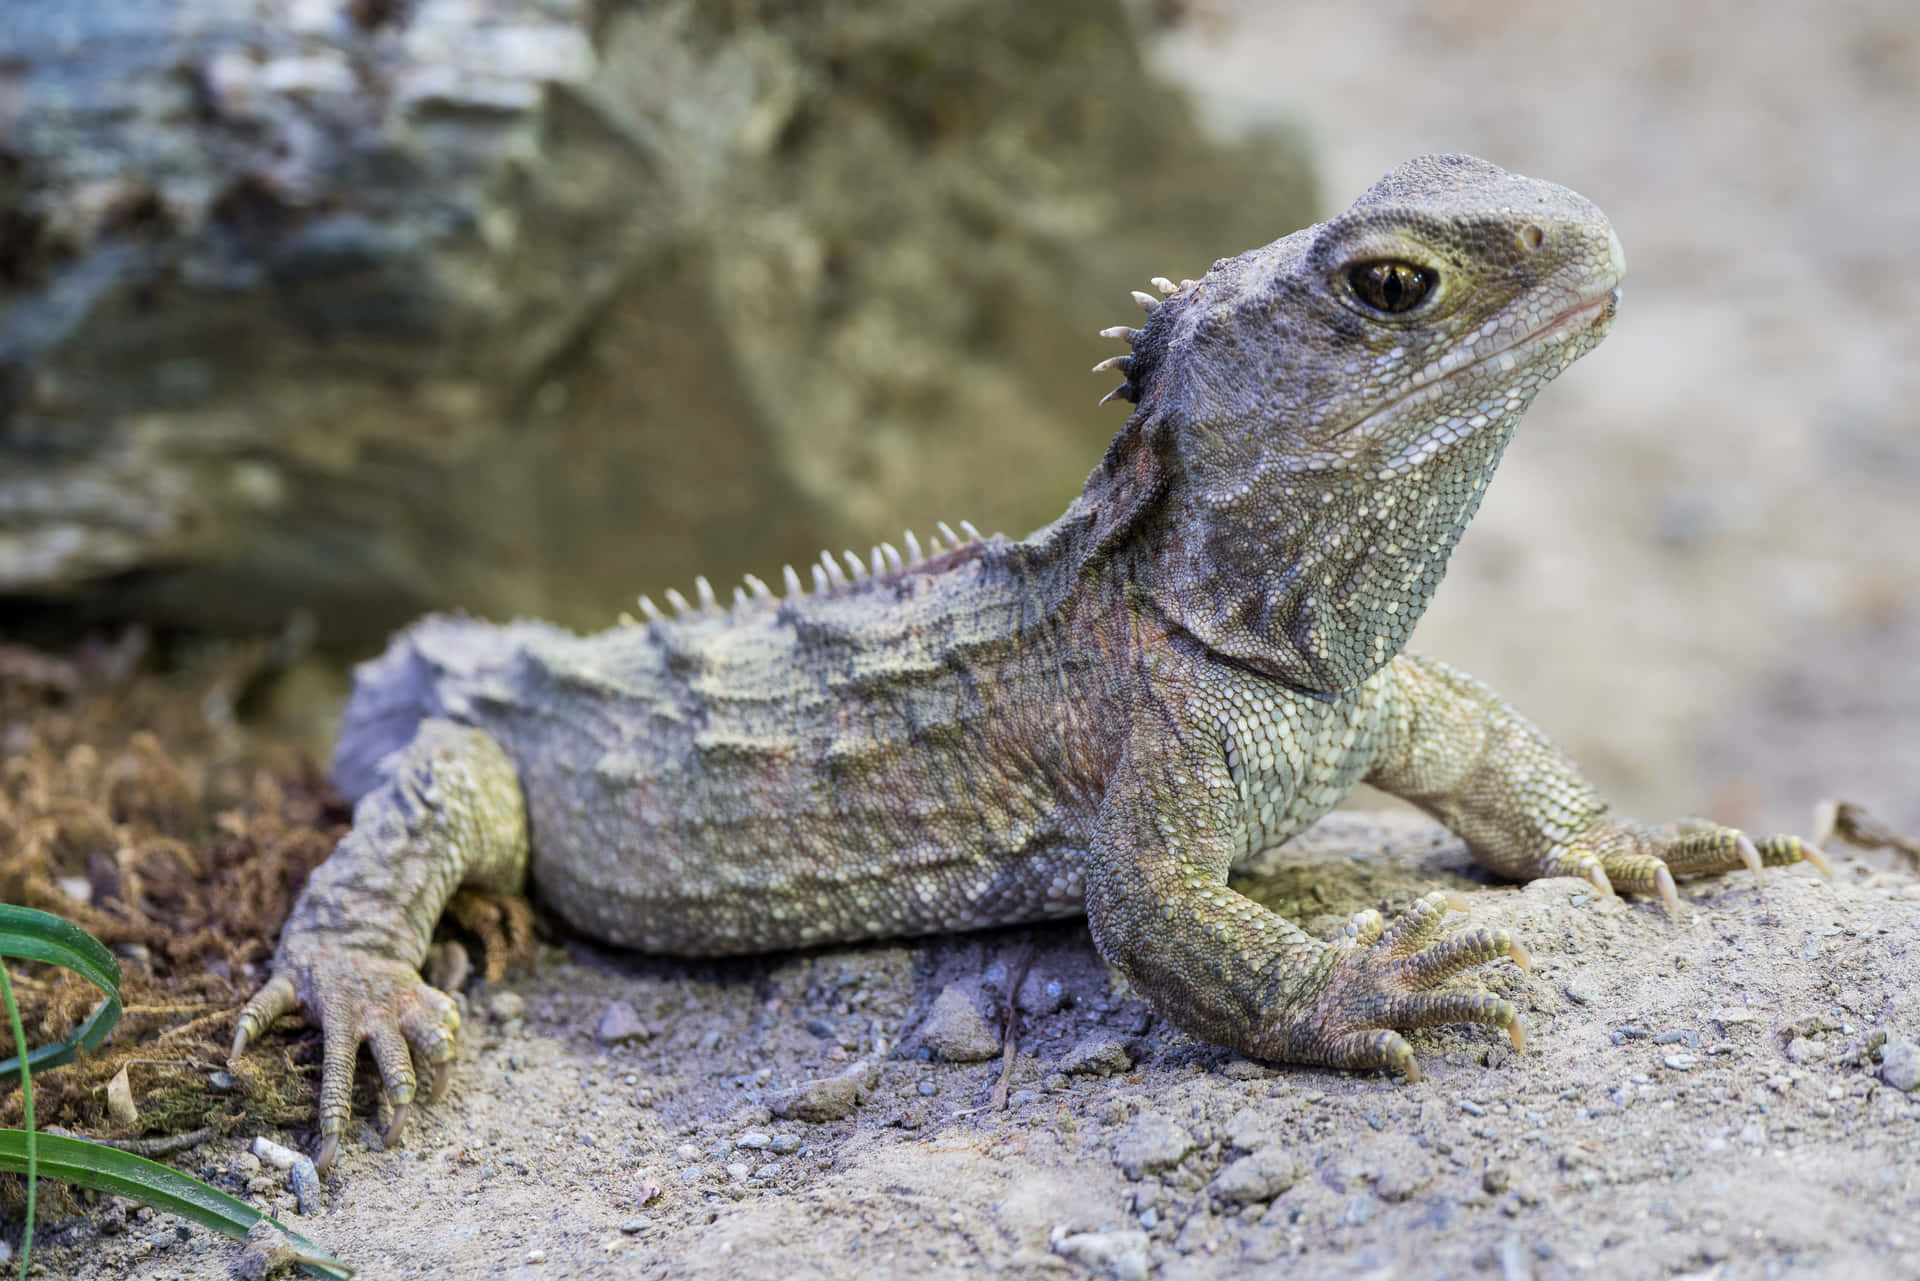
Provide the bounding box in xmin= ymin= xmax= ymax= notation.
xmin=231 ymin=719 xmax=529 ymax=1171
xmin=1086 ymin=717 xmax=1526 ymax=1079
xmin=1370 ymin=653 xmax=1828 ymax=912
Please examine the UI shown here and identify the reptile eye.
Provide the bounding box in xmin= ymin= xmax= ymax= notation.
xmin=1346 ymin=261 xmax=1434 ymax=314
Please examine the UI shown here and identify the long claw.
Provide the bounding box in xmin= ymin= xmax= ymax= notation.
xmin=314 ymin=1132 xmax=339 ymax=1175
xmin=430 ymin=1059 xmax=454 ymax=1103
xmin=1735 ymin=834 xmax=1765 ymax=886
xmin=1585 ymin=864 xmax=1615 ymax=897
xmin=382 ymin=1103 xmax=409 ymax=1148
xmin=1507 ymin=940 xmax=1531 ymax=975
xmin=1800 ymin=843 xmax=1832 ymax=877
xmin=1655 ymin=865 xmax=1678 ymax=917
xmin=1508 ymin=1020 xmax=1526 ymax=1053
xmin=231 ymin=974 xmax=297 ymax=1063
xmin=1444 ymin=891 xmax=1470 ymax=914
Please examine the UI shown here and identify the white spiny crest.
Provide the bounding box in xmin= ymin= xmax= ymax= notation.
xmin=629 ymin=513 xmax=988 ymax=630
xmin=1150 ymin=276 xmax=1178 ymax=295
xmin=1130 ymin=290 xmax=1160 ymax=313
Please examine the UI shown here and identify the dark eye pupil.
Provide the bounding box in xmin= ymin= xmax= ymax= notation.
xmin=1348 ymin=261 xmax=1432 ymax=314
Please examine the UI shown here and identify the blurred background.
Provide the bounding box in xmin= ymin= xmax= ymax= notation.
xmin=2 ymin=0 xmax=1914 ymax=840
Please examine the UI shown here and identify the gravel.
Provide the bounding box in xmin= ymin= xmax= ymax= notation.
xmin=1112 ymin=1110 xmax=1195 ymax=1180
xmin=919 ymin=984 xmax=1001 ymax=1063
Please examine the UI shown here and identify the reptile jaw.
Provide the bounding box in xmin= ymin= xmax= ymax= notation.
xmin=1314 ymin=276 xmax=1621 ymax=455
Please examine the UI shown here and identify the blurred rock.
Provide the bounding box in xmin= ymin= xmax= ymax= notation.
xmin=0 ymin=0 xmax=1313 ymax=650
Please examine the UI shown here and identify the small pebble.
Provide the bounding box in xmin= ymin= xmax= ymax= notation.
xmin=736 ymin=1131 xmax=771 ymax=1149
xmin=1785 ymin=1037 xmax=1827 ymax=1065
xmin=595 ymin=1001 xmax=651 ymax=1046
xmin=525 ymin=1248 xmax=546 ymax=1264
xmin=1664 ymin=1054 xmax=1698 ymax=1071
xmin=919 ymin=985 xmax=1000 ymax=1063
xmin=1059 ymin=1037 xmax=1134 ymax=1077
xmin=1880 ymin=1039 xmax=1920 ymax=1093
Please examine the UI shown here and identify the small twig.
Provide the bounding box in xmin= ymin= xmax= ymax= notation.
xmin=990 ymin=945 xmax=1035 ymax=1111
xmin=79 ymin=1124 xmax=217 ymax=1157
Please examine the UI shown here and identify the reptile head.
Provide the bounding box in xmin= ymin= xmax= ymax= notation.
xmin=1088 ymin=154 xmax=1624 ymax=692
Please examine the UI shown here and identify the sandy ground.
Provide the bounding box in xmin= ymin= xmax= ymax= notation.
xmin=26 ymin=0 xmax=1920 ymax=1278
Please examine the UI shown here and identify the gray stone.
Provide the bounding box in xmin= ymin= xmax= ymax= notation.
xmin=485 ymin=990 xmax=527 ymax=1023
xmin=920 ymin=985 xmax=1001 ymax=1063
xmin=1058 ymin=1037 xmax=1133 ymax=1077
xmin=1051 ymin=1227 xmax=1151 ymax=1281
xmin=1018 ymin=970 xmax=1071 ymax=1016
xmin=1881 ymin=1038 xmax=1920 ymax=1092
xmin=1209 ymin=1147 xmax=1303 ymax=1205
xmin=1113 ymin=1110 xmax=1194 ymax=1180
xmin=594 ymin=1001 xmax=650 ymax=1046
xmin=1784 ymin=1036 xmax=1827 ymax=1065
xmin=769 ymin=1060 xmax=875 ymax=1123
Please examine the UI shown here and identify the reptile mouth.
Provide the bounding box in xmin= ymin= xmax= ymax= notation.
xmin=1319 ymin=282 xmax=1620 ymax=446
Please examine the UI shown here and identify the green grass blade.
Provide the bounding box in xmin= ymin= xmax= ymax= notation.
xmin=0 ymin=959 xmax=36 ymax=1281
xmin=0 ymin=904 xmax=124 ymax=1079
xmin=0 ymin=1132 xmax=355 ymax=1279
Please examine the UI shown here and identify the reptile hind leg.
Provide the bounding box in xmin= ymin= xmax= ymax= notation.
xmin=446 ymin=888 xmax=540 ymax=982
xmin=232 ymin=719 xmax=529 ymax=1170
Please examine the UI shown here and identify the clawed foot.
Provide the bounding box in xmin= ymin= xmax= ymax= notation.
xmin=232 ymin=944 xmax=460 ymax=1173
xmin=1261 ymin=892 xmax=1528 ymax=1080
xmin=1533 ymin=819 xmax=1830 ymax=915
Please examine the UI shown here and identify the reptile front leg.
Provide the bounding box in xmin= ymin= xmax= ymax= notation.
xmin=1084 ymin=724 xmax=1526 ymax=1079
xmin=1371 ymin=653 xmax=1828 ymax=910
xmin=231 ymin=719 xmax=529 ymax=1170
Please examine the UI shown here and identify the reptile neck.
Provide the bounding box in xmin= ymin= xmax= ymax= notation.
xmin=1080 ymin=413 xmax=1521 ymax=695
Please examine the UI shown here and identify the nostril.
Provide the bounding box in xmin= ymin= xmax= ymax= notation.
xmin=1519 ymin=224 xmax=1545 ymax=252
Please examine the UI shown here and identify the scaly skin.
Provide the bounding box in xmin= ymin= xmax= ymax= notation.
xmin=233 ymin=155 xmax=1827 ymax=1170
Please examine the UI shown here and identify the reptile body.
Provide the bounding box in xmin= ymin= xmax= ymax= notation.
xmin=234 ymin=156 xmax=1824 ymax=1170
